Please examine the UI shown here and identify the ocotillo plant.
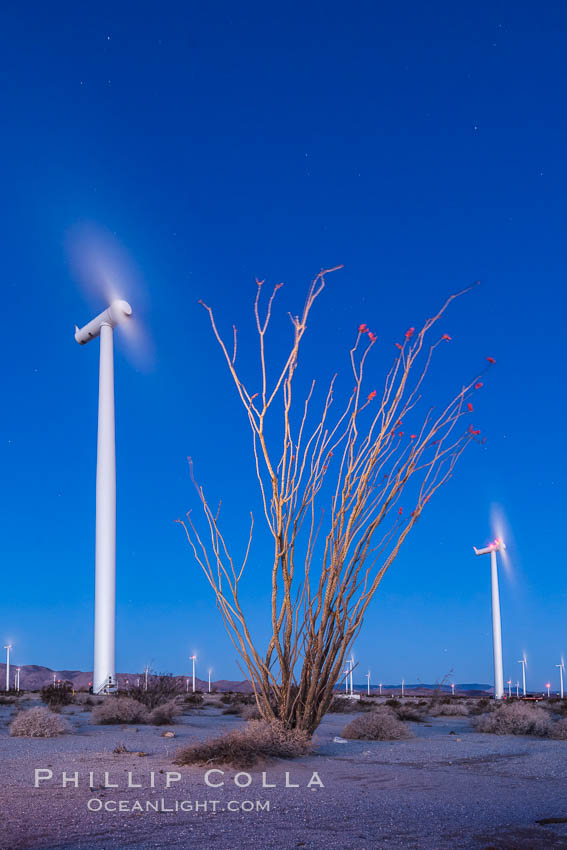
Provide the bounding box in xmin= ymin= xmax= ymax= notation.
xmin=177 ymin=269 xmax=492 ymax=734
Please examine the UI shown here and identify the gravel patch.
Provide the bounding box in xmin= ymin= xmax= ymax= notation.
xmin=1 ymin=704 xmax=566 ymax=848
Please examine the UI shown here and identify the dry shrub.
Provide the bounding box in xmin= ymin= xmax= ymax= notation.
xmin=474 ymin=702 xmax=552 ymax=736
xmin=10 ymin=707 xmax=69 ymax=737
xmin=429 ymin=702 xmax=470 ymax=716
xmin=40 ymin=682 xmax=74 ymax=708
xmin=327 ymin=697 xmax=372 ymax=714
xmin=174 ymin=720 xmax=312 ymax=768
xmin=90 ymin=697 xmax=149 ymax=725
xmin=220 ymin=693 xmax=254 ymax=706
xmin=184 ymin=693 xmax=204 ymax=706
xmin=149 ymin=700 xmax=180 ymax=725
xmin=395 ymin=703 xmax=425 ymax=721
xmin=128 ymin=675 xmax=184 ymax=710
xmin=240 ymin=703 xmax=262 ymax=721
xmin=342 ymin=706 xmax=413 ymax=741
xmin=468 ymin=698 xmax=495 ymax=716
xmin=551 ymin=718 xmax=567 ymax=740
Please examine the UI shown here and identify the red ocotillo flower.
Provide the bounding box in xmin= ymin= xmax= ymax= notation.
xmin=367 ymin=390 xmax=377 ymax=401
xmin=442 ymin=333 xmax=452 ymax=341
xmin=410 ymin=434 xmax=417 ymax=439
xmin=398 ymin=507 xmax=403 ymax=515
xmin=468 ymin=425 xmax=481 ymax=436
xmin=368 ymin=332 xmax=377 ymax=343
xmin=467 ymin=402 xmax=473 ymax=412
xmin=358 ymin=323 xmax=368 ymax=333
xmin=486 ymin=356 xmax=496 ymax=364
xmin=475 ymin=382 xmax=483 ymax=389
xmin=395 ymin=342 xmax=402 ymax=350
xmin=405 ymin=327 xmax=415 ymax=339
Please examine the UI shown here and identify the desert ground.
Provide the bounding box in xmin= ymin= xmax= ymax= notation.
xmin=1 ymin=694 xmax=566 ymax=850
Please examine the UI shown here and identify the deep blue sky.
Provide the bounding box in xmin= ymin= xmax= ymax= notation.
xmin=0 ymin=3 xmax=565 ymax=691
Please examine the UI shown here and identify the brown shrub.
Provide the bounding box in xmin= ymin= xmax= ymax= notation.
xmin=342 ymin=706 xmax=413 ymax=741
xmin=429 ymin=702 xmax=470 ymax=716
xmin=474 ymin=702 xmax=552 ymax=736
xmin=184 ymin=693 xmax=204 ymax=706
xmin=148 ymin=700 xmax=180 ymax=725
xmin=128 ymin=675 xmax=184 ymax=710
xmin=327 ymin=697 xmax=372 ymax=714
xmin=174 ymin=720 xmax=311 ymax=768
xmin=395 ymin=703 xmax=425 ymax=721
xmin=220 ymin=693 xmax=254 ymax=706
xmin=10 ymin=707 xmax=69 ymax=738
xmin=240 ymin=703 xmax=262 ymax=721
xmin=90 ymin=697 xmax=149 ymax=725
xmin=551 ymin=718 xmax=567 ymax=740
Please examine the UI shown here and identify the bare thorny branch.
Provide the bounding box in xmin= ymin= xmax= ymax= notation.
xmin=177 ymin=269 xmax=491 ymax=732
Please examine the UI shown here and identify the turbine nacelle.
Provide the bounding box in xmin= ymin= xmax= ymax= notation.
xmin=74 ymin=300 xmax=132 ymax=345
xmin=473 ymin=538 xmax=506 ymax=556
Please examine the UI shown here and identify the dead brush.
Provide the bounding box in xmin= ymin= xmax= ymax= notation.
xmin=90 ymin=697 xmax=149 ymax=725
xmin=148 ymin=700 xmax=181 ymax=726
xmin=551 ymin=718 xmax=567 ymax=740
xmin=395 ymin=703 xmax=425 ymax=722
xmin=474 ymin=702 xmax=552 ymax=736
xmin=342 ymin=706 xmax=413 ymax=741
xmin=428 ymin=702 xmax=470 ymax=717
xmin=10 ymin=707 xmax=69 ymax=738
xmin=174 ymin=720 xmax=312 ymax=768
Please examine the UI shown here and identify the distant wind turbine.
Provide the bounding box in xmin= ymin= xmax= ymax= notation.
xmin=474 ymin=538 xmax=506 ymax=700
xmin=518 ymin=656 xmax=527 ymax=696
xmin=4 ymin=645 xmax=12 ymax=691
xmin=556 ymin=659 xmax=565 ymax=700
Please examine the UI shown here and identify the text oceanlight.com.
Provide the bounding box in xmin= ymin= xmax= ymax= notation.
xmin=87 ymin=798 xmax=270 ymax=813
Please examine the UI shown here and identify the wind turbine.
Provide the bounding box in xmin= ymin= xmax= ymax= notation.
xmin=556 ymin=659 xmax=565 ymax=699
xmin=516 ymin=680 xmax=520 ymax=698
xmin=401 ymin=679 xmax=405 ymax=698
xmin=474 ymin=538 xmax=506 ymax=700
xmin=75 ymin=299 xmax=132 ymax=694
xmin=507 ymin=679 xmax=512 ymax=698
xmin=451 ymin=682 xmax=455 ymax=696
xmin=518 ymin=656 xmax=527 ymax=697
xmin=379 ymin=682 xmax=383 ymax=696
xmin=545 ymin=682 xmax=551 ymax=698
xmin=366 ymin=670 xmax=371 ymax=696
xmin=190 ymin=655 xmax=197 ymax=693
xmin=15 ymin=667 xmax=20 ymax=692
xmin=4 ymin=645 xmax=12 ymax=691
xmin=208 ymin=668 xmax=213 ymax=694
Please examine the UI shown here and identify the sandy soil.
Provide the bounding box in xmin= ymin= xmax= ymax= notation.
xmin=1 ymin=698 xmax=566 ymax=849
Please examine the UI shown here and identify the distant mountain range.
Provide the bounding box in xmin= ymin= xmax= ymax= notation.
xmin=0 ymin=664 xmax=253 ymax=693
xmin=0 ymin=664 xmax=494 ymax=695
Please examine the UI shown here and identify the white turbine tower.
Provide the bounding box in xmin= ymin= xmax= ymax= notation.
xmin=75 ymin=299 xmax=132 ymax=694
xmin=518 ymin=656 xmax=527 ymax=697
xmin=190 ymin=655 xmax=197 ymax=693
xmin=474 ymin=538 xmax=506 ymax=700
xmin=556 ymin=659 xmax=565 ymax=700
xmin=366 ymin=670 xmax=371 ymax=696
xmin=4 ymin=645 xmax=12 ymax=691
